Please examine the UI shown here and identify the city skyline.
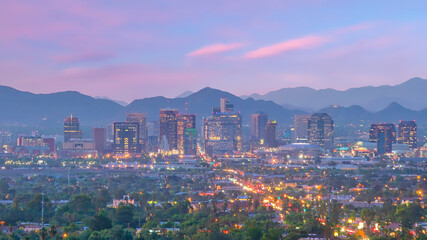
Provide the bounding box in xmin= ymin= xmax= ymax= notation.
xmin=1 ymin=1 xmax=427 ymax=102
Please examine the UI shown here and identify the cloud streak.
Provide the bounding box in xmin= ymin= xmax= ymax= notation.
xmin=244 ymin=35 xmax=331 ymax=59
xmin=187 ymin=43 xmax=243 ymax=56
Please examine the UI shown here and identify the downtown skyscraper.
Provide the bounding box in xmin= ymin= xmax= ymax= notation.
xmin=64 ymin=115 xmax=83 ymax=142
xmin=307 ymin=113 xmax=334 ymax=151
xmin=126 ymin=113 xmax=147 ymax=151
xmin=159 ymin=109 xmax=178 ymax=151
xmin=294 ymin=114 xmax=311 ymax=143
xmin=204 ymin=98 xmax=242 ymax=154
xmin=369 ymin=123 xmax=396 ymax=154
xmin=251 ymin=112 xmax=268 ymax=142
xmin=177 ymin=114 xmax=196 ymax=154
xmin=398 ymin=120 xmax=417 ymax=149
xmin=112 ymin=122 xmax=140 ymax=154
xmin=265 ymin=120 xmax=277 ymax=148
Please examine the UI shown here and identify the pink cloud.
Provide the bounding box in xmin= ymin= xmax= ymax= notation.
xmin=187 ymin=43 xmax=244 ymax=56
xmin=244 ymin=35 xmax=331 ymax=59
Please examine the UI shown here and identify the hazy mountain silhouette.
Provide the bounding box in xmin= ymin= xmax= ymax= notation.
xmin=0 ymin=85 xmax=125 ymax=126
xmin=95 ymin=96 xmax=128 ymax=106
xmin=0 ymin=86 xmax=303 ymax=127
xmin=249 ymin=77 xmax=427 ymax=111
xmin=319 ymin=102 xmax=425 ymax=126
xmin=127 ymin=87 xmax=304 ymax=125
xmin=2 ymin=83 xmax=427 ymax=130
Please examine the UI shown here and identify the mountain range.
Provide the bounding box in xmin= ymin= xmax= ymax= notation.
xmin=245 ymin=77 xmax=427 ymax=111
xmin=1 ymin=77 xmax=427 ymax=131
xmin=0 ymin=86 xmax=303 ymax=127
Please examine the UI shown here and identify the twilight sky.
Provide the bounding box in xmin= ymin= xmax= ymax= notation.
xmin=1 ymin=1 xmax=427 ymax=102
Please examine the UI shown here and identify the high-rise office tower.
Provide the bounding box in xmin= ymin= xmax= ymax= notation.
xmin=251 ymin=112 xmax=268 ymax=141
xmin=204 ymin=99 xmax=242 ymax=154
xmin=64 ymin=115 xmax=83 ymax=142
xmin=93 ymin=127 xmax=106 ymax=154
xmin=294 ymin=115 xmax=311 ymax=142
xmin=159 ymin=109 xmax=178 ymax=151
xmin=369 ymin=123 xmax=396 ymax=143
xmin=113 ymin=122 xmax=140 ymax=154
xmin=265 ymin=120 xmax=277 ymax=148
xmin=308 ymin=113 xmax=334 ymax=151
xmin=219 ymin=97 xmax=234 ymax=113
xmin=377 ymin=129 xmax=391 ymax=154
xmin=369 ymin=123 xmax=396 ymax=154
xmin=177 ymin=114 xmax=196 ymax=154
xmin=126 ymin=113 xmax=147 ymax=151
xmin=398 ymin=120 xmax=417 ymax=149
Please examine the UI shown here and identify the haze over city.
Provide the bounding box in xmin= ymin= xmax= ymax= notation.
xmin=1 ymin=1 xmax=427 ymax=102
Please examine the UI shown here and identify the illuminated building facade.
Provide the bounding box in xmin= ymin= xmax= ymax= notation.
xmin=126 ymin=113 xmax=147 ymax=152
xmin=17 ymin=135 xmax=43 ymax=147
xmin=204 ymin=99 xmax=242 ymax=154
xmin=113 ymin=122 xmax=140 ymax=154
xmin=64 ymin=115 xmax=83 ymax=142
xmin=159 ymin=109 xmax=178 ymax=151
xmin=369 ymin=123 xmax=396 ymax=143
xmin=17 ymin=135 xmax=55 ymax=154
xmin=251 ymin=112 xmax=268 ymax=142
xmin=398 ymin=120 xmax=417 ymax=149
xmin=294 ymin=114 xmax=311 ymax=142
xmin=369 ymin=123 xmax=396 ymax=154
xmin=265 ymin=120 xmax=277 ymax=148
xmin=177 ymin=114 xmax=196 ymax=154
xmin=308 ymin=113 xmax=334 ymax=151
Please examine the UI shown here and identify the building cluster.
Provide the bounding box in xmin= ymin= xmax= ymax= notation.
xmin=0 ymin=97 xmax=421 ymax=160
xmin=367 ymin=121 xmax=417 ymax=154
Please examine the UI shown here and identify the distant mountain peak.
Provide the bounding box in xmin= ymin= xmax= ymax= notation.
xmin=382 ymin=102 xmax=406 ymax=111
xmin=399 ymin=77 xmax=426 ymax=86
xmin=176 ymin=91 xmax=194 ymax=98
xmin=191 ymin=87 xmax=233 ymax=97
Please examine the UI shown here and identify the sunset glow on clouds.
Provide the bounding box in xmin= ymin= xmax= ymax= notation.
xmin=1 ymin=0 xmax=427 ymax=102
xmin=244 ymin=36 xmax=331 ymax=59
xmin=188 ymin=43 xmax=244 ymax=56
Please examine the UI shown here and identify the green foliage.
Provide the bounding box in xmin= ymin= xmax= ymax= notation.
xmin=247 ymin=226 xmax=263 ymax=240
xmin=396 ymin=203 xmax=424 ymax=228
xmin=0 ymin=178 xmax=9 ymax=195
xmin=115 ymin=205 xmax=134 ymax=227
xmin=90 ymin=213 xmax=113 ymax=231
